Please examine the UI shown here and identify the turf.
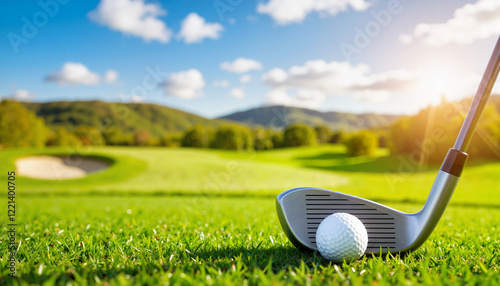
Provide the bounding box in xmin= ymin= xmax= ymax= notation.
xmin=1 ymin=145 xmax=499 ymax=285
xmin=0 ymin=196 xmax=499 ymax=285
xmin=1 ymin=146 xmax=499 ymax=206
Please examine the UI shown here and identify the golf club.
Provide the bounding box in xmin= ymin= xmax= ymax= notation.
xmin=277 ymin=35 xmax=500 ymax=254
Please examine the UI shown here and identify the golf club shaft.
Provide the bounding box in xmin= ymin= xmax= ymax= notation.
xmin=422 ymin=37 xmax=500 ymax=247
xmin=454 ymin=35 xmax=500 ymax=152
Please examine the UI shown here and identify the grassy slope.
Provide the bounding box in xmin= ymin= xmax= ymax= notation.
xmin=0 ymin=197 xmax=498 ymax=285
xmin=2 ymin=145 xmax=498 ymax=207
xmin=22 ymin=101 xmax=226 ymax=136
xmin=218 ymin=105 xmax=399 ymax=130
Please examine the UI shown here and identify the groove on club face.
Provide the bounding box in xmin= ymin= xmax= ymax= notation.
xmin=277 ymin=188 xmax=414 ymax=254
xmin=305 ymin=194 xmax=397 ymax=253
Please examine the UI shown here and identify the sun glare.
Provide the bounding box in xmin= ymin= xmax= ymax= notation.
xmin=420 ymin=70 xmax=457 ymax=105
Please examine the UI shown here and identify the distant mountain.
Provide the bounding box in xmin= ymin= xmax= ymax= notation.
xmin=218 ymin=105 xmax=400 ymax=130
xmin=22 ymin=101 xmax=225 ymax=137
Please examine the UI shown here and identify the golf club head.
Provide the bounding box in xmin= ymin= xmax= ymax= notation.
xmin=276 ymin=170 xmax=460 ymax=254
xmin=277 ymin=187 xmax=412 ymax=254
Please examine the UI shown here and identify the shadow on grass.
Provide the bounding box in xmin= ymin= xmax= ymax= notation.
xmin=193 ymin=245 xmax=320 ymax=269
xmin=295 ymin=152 xmax=435 ymax=173
xmin=295 ymin=152 xmax=349 ymax=161
xmin=183 ymin=244 xmax=407 ymax=271
xmin=295 ymin=151 xmax=498 ymax=174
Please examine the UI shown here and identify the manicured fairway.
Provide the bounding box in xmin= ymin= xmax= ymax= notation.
xmin=0 ymin=196 xmax=499 ymax=285
xmin=1 ymin=146 xmax=499 ymax=285
xmin=1 ymin=146 xmax=499 ymax=206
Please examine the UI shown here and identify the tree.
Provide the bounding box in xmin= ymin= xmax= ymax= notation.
xmin=372 ymin=129 xmax=389 ymax=148
xmin=271 ymin=131 xmax=284 ymax=149
xmin=0 ymin=100 xmax=48 ymax=148
xmin=160 ymin=132 xmax=181 ymax=147
xmin=47 ymin=127 xmax=81 ymax=147
xmin=283 ymin=123 xmax=317 ymax=147
xmin=330 ymin=130 xmax=346 ymax=144
xmin=181 ymin=125 xmax=214 ymax=148
xmin=314 ymin=125 xmax=332 ymax=144
xmin=344 ymin=131 xmax=378 ymax=157
xmin=385 ymin=99 xmax=500 ymax=163
xmin=212 ymin=124 xmax=253 ymax=150
xmin=253 ymin=127 xmax=273 ymax=150
xmin=74 ymin=126 xmax=105 ymax=146
xmin=133 ymin=129 xmax=151 ymax=146
xmin=103 ymin=129 xmax=133 ymax=146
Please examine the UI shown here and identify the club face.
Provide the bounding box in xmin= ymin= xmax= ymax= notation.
xmin=277 ymin=188 xmax=418 ymax=254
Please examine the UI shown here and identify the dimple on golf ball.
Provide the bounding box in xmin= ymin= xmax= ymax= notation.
xmin=316 ymin=212 xmax=368 ymax=263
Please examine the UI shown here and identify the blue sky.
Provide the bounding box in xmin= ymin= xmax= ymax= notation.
xmin=1 ymin=0 xmax=499 ymax=118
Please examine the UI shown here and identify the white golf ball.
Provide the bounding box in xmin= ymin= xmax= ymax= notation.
xmin=316 ymin=212 xmax=368 ymax=263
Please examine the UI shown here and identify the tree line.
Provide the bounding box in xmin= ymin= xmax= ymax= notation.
xmin=0 ymin=100 xmax=382 ymax=156
xmin=3 ymin=97 xmax=500 ymax=161
xmin=389 ymin=97 xmax=500 ymax=163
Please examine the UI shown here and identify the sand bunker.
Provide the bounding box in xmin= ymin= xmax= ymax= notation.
xmin=15 ymin=155 xmax=110 ymax=180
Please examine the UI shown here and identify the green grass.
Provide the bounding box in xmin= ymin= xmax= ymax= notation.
xmin=0 ymin=196 xmax=499 ymax=285
xmin=2 ymin=145 xmax=499 ymax=206
xmin=0 ymin=146 xmax=347 ymax=196
xmin=1 ymin=145 xmax=499 ymax=284
xmin=0 ymin=148 xmax=147 ymax=195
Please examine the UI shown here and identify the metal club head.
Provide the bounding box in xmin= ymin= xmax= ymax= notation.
xmin=277 ymin=170 xmax=459 ymax=254
xmin=277 ymin=35 xmax=500 ymax=255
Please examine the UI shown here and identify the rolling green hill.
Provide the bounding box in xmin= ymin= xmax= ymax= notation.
xmin=22 ymin=101 xmax=225 ymax=137
xmin=218 ymin=105 xmax=399 ymax=130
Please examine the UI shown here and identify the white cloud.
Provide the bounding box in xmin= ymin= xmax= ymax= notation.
xmin=45 ymin=62 xmax=101 ymax=86
xmin=11 ymin=89 xmax=35 ymax=101
xmin=88 ymin=0 xmax=172 ymax=43
xmin=265 ymin=89 xmax=325 ymax=109
xmin=230 ymin=88 xmax=245 ymax=99
xmin=257 ymin=0 xmax=371 ymax=25
xmin=398 ymin=34 xmax=413 ymax=44
xmin=240 ymin=74 xmax=252 ymax=84
xmin=213 ymin=80 xmax=230 ymax=87
xmin=400 ymin=0 xmax=500 ymax=46
xmin=178 ymin=13 xmax=224 ymax=44
xmin=130 ymin=95 xmax=144 ymax=103
xmin=262 ymin=60 xmax=415 ymax=106
xmin=263 ymin=60 xmax=413 ymax=93
xmin=220 ymin=58 xmax=262 ymax=73
xmin=103 ymin=70 xmax=119 ymax=83
xmin=45 ymin=62 xmax=118 ymax=86
xmin=162 ymin=69 xmax=205 ymax=99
